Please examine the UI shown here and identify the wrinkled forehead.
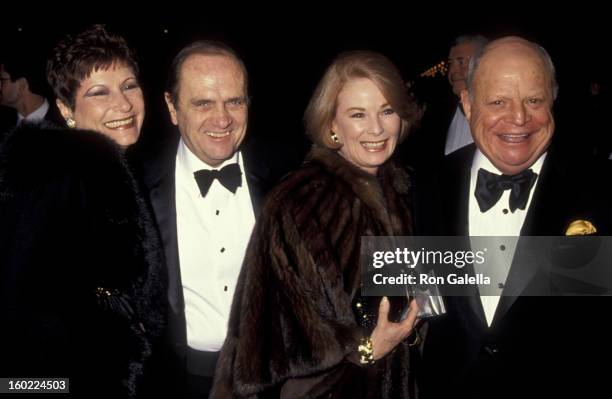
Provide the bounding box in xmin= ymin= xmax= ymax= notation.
xmin=484 ymin=38 xmax=548 ymax=71
xmin=476 ymin=43 xmax=551 ymax=88
xmin=180 ymin=54 xmax=245 ymax=88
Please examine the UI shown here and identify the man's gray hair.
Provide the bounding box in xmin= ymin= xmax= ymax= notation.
xmin=466 ymin=40 xmax=559 ymax=101
xmin=452 ymin=35 xmax=489 ymax=52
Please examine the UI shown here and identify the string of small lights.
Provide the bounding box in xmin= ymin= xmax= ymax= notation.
xmin=420 ymin=60 xmax=447 ymax=78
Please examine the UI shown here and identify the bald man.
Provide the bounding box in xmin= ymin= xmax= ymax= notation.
xmin=415 ymin=37 xmax=612 ymax=398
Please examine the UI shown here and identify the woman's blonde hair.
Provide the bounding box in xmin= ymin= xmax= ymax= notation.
xmin=304 ymin=50 xmax=422 ymax=149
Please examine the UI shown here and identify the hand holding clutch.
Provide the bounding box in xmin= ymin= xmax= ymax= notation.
xmin=369 ymin=297 xmax=420 ymax=361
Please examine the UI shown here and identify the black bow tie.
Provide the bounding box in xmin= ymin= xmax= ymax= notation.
xmin=193 ymin=163 xmax=242 ymax=197
xmin=475 ymin=168 xmax=538 ymax=213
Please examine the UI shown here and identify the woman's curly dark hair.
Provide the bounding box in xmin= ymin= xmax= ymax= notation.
xmin=46 ymin=24 xmax=139 ymax=109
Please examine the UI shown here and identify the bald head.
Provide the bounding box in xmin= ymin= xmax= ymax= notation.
xmin=467 ymin=36 xmax=558 ymax=101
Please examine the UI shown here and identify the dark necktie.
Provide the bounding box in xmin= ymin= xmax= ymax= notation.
xmin=193 ymin=163 xmax=242 ymax=197
xmin=475 ymin=168 xmax=538 ymax=213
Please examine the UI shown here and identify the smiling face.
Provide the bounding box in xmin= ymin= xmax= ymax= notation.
xmin=57 ymin=62 xmax=144 ymax=147
xmin=165 ymin=53 xmax=248 ymax=167
xmin=461 ymin=39 xmax=555 ymax=175
xmin=331 ymin=78 xmax=401 ymax=174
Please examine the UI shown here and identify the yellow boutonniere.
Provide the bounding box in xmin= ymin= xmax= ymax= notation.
xmin=565 ymin=220 xmax=597 ymax=236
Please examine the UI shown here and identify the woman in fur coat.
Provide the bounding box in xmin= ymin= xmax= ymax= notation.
xmin=0 ymin=26 xmax=165 ymax=398
xmin=212 ymin=51 xmax=424 ymax=398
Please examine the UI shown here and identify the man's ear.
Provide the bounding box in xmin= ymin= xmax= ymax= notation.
xmin=164 ymin=92 xmax=179 ymax=126
xmin=460 ymin=89 xmax=472 ymax=122
xmin=56 ymin=99 xmax=72 ymax=121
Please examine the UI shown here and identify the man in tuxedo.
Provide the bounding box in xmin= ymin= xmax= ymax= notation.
xmin=403 ymin=35 xmax=488 ymax=168
xmin=0 ymin=56 xmax=64 ymax=132
xmin=142 ymin=41 xmax=293 ymax=398
xmin=416 ymin=36 xmax=612 ymax=398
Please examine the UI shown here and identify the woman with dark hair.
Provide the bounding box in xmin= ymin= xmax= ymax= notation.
xmin=47 ymin=24 xmax=144 ymax=147
xmin=0 ymin=25 xmax=165 ymax=398
xmin=212 ymin=51 xmax=424 ymax=398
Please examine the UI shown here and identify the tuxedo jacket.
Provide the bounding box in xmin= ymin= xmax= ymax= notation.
xmin=414 ymin=143 xmax=612 ymax=398
xmin=140 ymin=133 xmax=297 ymax=393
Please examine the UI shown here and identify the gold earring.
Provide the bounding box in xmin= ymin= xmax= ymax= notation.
xmin=330 ymin=132 xmax=339 ymax=144
xmin=66 ymin=118 xmax=76 ymax=129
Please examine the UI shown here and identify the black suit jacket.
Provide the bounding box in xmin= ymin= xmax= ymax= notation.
xmin=415 ymin=143 xmax=612 ymax=398
xmin=141 ymin=133 xmax=297 ymax=394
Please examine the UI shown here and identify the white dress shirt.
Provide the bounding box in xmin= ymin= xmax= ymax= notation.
xmin=444 ymin=105 xmax=474 ymax=155
xmin=468 ymin=149 xmax=545 ymax=325
xmin=175 ymin=139 xmax=255 ymax=351
xmin=17 ymin=98 xmax=49 ymax=125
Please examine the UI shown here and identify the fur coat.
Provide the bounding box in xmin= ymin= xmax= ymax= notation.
xmin=212 ymin=147 xmax=421 ymax=398
xmin=0 ymin=123 xmax=166 ymax=398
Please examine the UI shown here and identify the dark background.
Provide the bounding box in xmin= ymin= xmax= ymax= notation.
xmin=1 ymin=9 xmax=609 ymax=159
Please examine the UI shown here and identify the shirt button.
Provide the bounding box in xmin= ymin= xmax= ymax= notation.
xmin=500 ymin=245 xmax=506 ymax=251
xmin=215 ymin=210 xmax=220 ymax=215
xmin=503 ymin=208 xmax=509 ymax=214
xmin=220 ymin=247 xmax=225 ymax=253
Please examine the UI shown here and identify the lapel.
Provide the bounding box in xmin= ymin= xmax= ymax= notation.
xmin=453 ymin=264 xmax=489 ymax=331
xmin=442 ymin=144 xmax=474 ymax=236
xmin=240 ymin=137 xmax=286 ymax=219
xmin=521 ymin=149 xmax=569 ymax=236
xmin=492 ymin=239 xmax=540 ymax=325
xmin=143 ymin=136 xmax=184 ymax=315
xmin=241 ymin=144 xmax=267 ymax=219
xmin=493 ymin=148 xmax=573 ymax=324
xmin=441 ymin=145 xmax=489 ymax=329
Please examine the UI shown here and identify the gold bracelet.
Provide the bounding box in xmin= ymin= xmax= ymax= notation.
xmin=358 ymin=336 xmax=375 ymax=364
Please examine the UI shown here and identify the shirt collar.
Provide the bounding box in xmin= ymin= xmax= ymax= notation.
xmin=472 ymin=148 xmax=546 ymax=176
xmin=177 ymin=137 xmax=241 ymax=176
xmin=17 ymin=98 xmax=49 ymax=123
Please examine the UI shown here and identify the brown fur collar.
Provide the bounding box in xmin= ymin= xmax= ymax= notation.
xmin=307 ymin=146 xmax=413 ymax=236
